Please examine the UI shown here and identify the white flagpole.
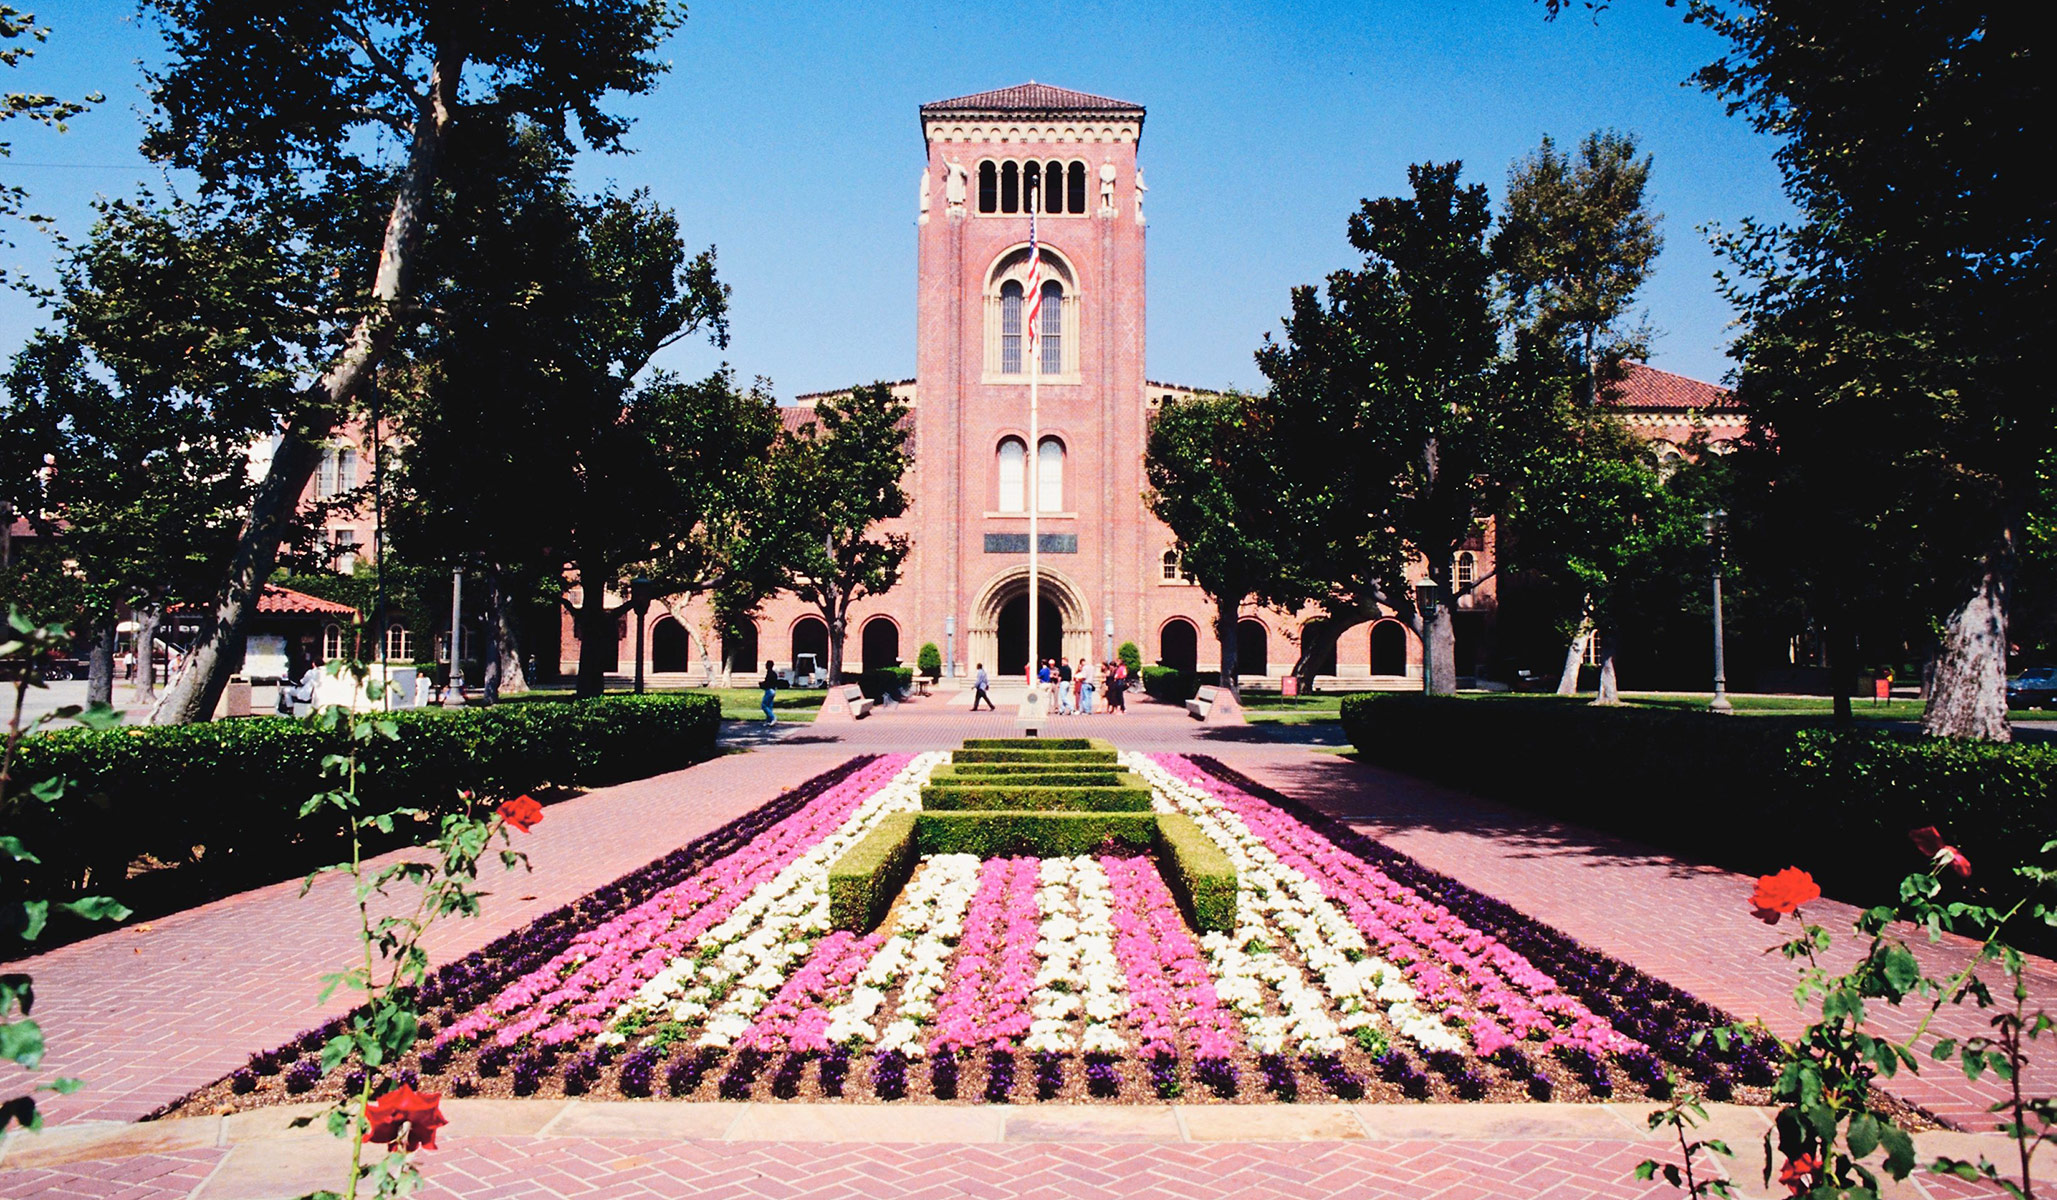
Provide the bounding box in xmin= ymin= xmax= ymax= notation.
xmin=1027 ymin=200 xmax=1041 ymax=692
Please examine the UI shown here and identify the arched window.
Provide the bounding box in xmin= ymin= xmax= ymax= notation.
xmin=1039 ymin=280 xmax=1063 ymax=375
xmin=1037 ymin=436 xmax=1064 ymax=512
xmin=1456 ymin=552 xmax=1475 ymax=589
xmin=385 ymin=624 xmax=412 ymax=661
xmin=1000 ymin=160 xmax=1019 ymax=213
xmin=1000 ymin=281 xmax=1024 ymax=375
xmin=1043 ymin=161 xmax=1063 ymax=213
xmin=997 ymin=437 xmax=1027 ymax=512
xmin=1068 ymin=161 xmax=1087 ymax=213
xmin=322 ymin=622 xmax=346 ymax=662
xmin=978 ymin=161 xmax=997 ymax=213
xmin=1161 ymin=549 xmax=1181 ymax=580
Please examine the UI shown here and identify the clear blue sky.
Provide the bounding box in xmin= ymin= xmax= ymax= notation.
xmin=2 ymin=0 xmax=1790 ymax=397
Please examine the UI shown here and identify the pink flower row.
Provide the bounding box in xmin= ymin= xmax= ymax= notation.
xmin=927 ymin=857 xmax=1041 ymax=1054
xmin=1152 ymin=755 xmax=1641 ymax=1061
xmin=739 ymin=929 xmax=885 ymax=1053
xmin=438 ymin=754 xmax=915 ymax=1052
xmin=1100 ymin=854 xmax=1241 ymax=1061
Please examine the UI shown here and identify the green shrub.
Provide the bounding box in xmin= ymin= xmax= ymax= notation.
xmin=950 ymin=748 xmax=1118 ymax=765
xmin=917 ymin=642 xmax=942 ymax=680
xmin=5 ymin=693 xmax=721 ymax=900
xmin=914 ymin=811 xmax=1159 ymax=856
xmin=859 ymin=666 xmax=915 ymax=700
xmin=1154 ymin=813 xmax=1237 ymax=932
xmin=927 ymin=767 xmax=1130 ymax=788
xmin=827 ymin=813 xmax=918 ymax=932
xmin=960 ymin=738 xmax=1111 ymax=751
xmin=1118 ymin=641 xmax=1143 ymax=677
xmin=1142 ymin=665 xmax=1194 ymax=701
xmin=1337 ymin=694 xmax=2057 ymax=902
xmin=943 ymin=761 xmax=1122 ymax=777
xmin=920 ymin=784 xmax=1155 ymax=812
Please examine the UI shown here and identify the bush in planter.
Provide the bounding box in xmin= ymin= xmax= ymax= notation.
xmin=917 ymin=642 xmax=942 ymax=680
xmin=860 ymin=666 xmax=915 ymax=700
xmin=1141 ymin=665 xmax=1192 ymax=701
xmin=1118 ymin=641 xmax=1142 ymax=677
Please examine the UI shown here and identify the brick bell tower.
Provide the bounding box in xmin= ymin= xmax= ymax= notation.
xmin=912 ymin=83 xmax=1148 ymax=680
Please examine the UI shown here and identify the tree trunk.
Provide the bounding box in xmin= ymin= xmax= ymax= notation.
xmin=1555 ymin=611 xmax=1591 ymax=695
xmin=1828 ymin=618 xmax=1858 ymax=725
xmin=130 ymin=603 xmax=161 ymax=704
xmin=1291 ymin=617 xmax=1356 ymax=690
xmin=574 ymin=565 xmax=614 ymax=699
xmin=85 ymin=612 xmax=115 ymax=708
xmin=488 ymin=571 xmax=528 ymax=699
xmin=1424 ymin=604 xmax=1457 ymax=696
xmin=1214 ymin=592 xmax=1241 ymax=698
xmin=826 ymin=601 xmax=848 ymax=686
xmin=1922 ymin=540 xmax=2013 ymax=742
xmin=1592 ymin=625 xmax=1621 ymax=705
xmin=149 ymin=46 xmax=466 ymax=724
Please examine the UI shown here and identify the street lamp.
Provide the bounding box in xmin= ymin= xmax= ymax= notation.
xmin=630 ymin=576 xmax=654 ymax=696
xmin=1414 ymin=582 xmax=1443 ymax=695
xmin=1702 ymin=511 xmax=1733 ymax=713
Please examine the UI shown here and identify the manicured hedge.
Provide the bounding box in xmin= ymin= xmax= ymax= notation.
xmin=859 ymin=667 xmax=915 ymax=701
xmin=1337 ymin=694 xmax=2057 ymax=902
xmin=950 ymin=748 xmax=1119 ymax=765
xmin=920 ymin=786 xmax=1155 ymax=812
xmin=5 ymin=693 xmax=722 ymax=900
xmin=961 ymin=738 xmax=1111 ymax=751
xmin=943 ymin=761 xmax=1123 ymax=777
xmin=926 ymin=768 xmax=1130 ymax=789
xmin=827 ymin=813 xmax=919 ymax=932
xmin=1142 ymin=666 xmax=1193 ymax=702
xmin=913 ymin=811 xmax=1159 ymax=856
xmin=1154 ymin=813 xmax=1237 ymax=932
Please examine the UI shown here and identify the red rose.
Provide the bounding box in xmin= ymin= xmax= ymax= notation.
xmin=362 ymin=1083 xmax=446 ymax=1152
xmin=1909 ymin=826 xmax=1972 ymax=877
xmin=496 ymin=795 xmax=543 ymax=832
xmin=1750 ymin=867 xmax=1821 ymax=925
xmin=1777 ymin=1151 xmax=1821 ymax=1195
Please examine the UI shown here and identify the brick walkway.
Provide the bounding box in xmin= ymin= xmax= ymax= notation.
xmin=3 ymin=692 xmax=2050 ymax=1198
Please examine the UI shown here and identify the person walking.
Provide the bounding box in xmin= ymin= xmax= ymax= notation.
xmin=972 ymin=662 xmax=994 ymax=711
xmin=759 ymin=659 xmax=779 ymax=723
xmin=1109 ymin=660 xmax=1127 ymax=713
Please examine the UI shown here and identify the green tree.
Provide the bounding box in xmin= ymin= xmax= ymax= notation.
xmin=1683 ymin=4 xmax=2049 ymax=740
xmin=145 ymin=0 xmax=687 ymax=723
xmin=1256 ymin=163 xmax=1550 ymax=693
xmin=1 ymin=4 xmax=99 ymax=259
xmin=765 ymin=384 xmax=913 ymax=686
xmin=1145 ymin=390 xmax=1283 ymax=697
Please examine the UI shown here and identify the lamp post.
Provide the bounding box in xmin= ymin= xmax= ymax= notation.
xmin=1105 ymin=615 xmax=1115 ymax=664
xmin=1703 ymin=510 xmax=1733 ymax=713
xmin=442 ymin=568 xmax=464 ymax=707
xmin=630 ymin=577 xmax=654 ymax=696
xmin=1414 ymin=582 xmax=1443 ymax=695
xmin=945 ymin=615 xmax=956 ymax=679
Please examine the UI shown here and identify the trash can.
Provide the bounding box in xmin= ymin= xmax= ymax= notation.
xmin=1281 ymin=674 xmax=1300 ymax=697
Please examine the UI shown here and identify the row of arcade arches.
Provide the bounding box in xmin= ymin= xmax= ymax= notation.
xmin=1154 ymin=617 xmax=1414 ymax=677
xmin=591 ymin=615 xmax=905 ymax=676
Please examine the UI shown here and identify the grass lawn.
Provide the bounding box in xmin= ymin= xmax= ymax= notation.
xmin=1616 ymin=692 xmax=1928 ymax=719
xmin=1238 ymin=689 xmax=1344 ymax=724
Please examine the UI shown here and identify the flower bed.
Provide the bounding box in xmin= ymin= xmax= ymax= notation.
xmin=166 ymin=749 xmax=1781 ymax=1113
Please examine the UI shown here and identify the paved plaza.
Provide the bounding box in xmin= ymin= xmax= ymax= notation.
xmin=2 ymin=691 xmax=2046 ymax=1198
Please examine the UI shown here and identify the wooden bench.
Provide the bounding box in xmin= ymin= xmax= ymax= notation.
xmin=843 ymin=683 xmax=875 ymax=719
xmin=1186 ymin=685 xmax=1219 ymax=720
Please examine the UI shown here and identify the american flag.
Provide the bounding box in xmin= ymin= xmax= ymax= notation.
xmin=1024 ymin=199 xmax=1042 ymax=354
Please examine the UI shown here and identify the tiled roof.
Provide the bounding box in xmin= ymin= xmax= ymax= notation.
xmin=921 ymin=82 xmax=1144 ymax=117
xmin=774 ymin=405 xmax=917 ymax=436
xmin=1606 ymin=363 xmax=1741 ymax=412
xmin=256 ymin=586 xmax=360 ymax=617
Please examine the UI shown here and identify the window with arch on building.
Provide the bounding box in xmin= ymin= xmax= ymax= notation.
xmin=385 ymin=624 xmax=412 ymax=661
xmin=322 ymin=622 xmax=346 ymax=662
xmin=1039 ymin=280 xmax=1062 ymax=374
xmin=976 ymin=159 xmax=1091 ymax=216
xmin=1067 ymin=161 xmax=1087 ymax=213
xmin=1000 ymin=281 xmax=1024 ymax=374
xmin=1161 ymin=548 xmax=1194 ymax=583
xmin=978 ymin=160 xmax=998 ymax=212
xmin=1037 ymin=436 xmax=1064 ymax=511
xmin=997 ymin=437 xmax=1027 ymax=512
xmin=1455 ymin=552 xmax=1475 ymax=590
xmin=1000 ymin=160 xmax=1020 ymax=212
xmin=985 ymin=248 xmax=1078 ymax=378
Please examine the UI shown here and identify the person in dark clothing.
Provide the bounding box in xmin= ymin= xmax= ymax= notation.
xmin=760 ymin=659 xmax=779 ymax=722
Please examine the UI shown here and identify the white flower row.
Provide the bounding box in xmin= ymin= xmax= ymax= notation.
xmin=1024 ymin=857 xmax=1130 ymax=1055
xmin=602 ymin=753 xmax=949 ymax=1049
xmin=1124 ymin=753 xmax=1467 ymax=1058
xmin=828 ymin=853 xmax=982 ymax=1055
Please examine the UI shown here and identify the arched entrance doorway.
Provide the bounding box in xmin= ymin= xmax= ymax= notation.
xmin=651 ymin=616 xmax=690 ymax=672
xmin=861 ymin=617 xmax=901 ymax=674
xmin=791 ymin=616 xmax=829 ymax=680
xmin=965 ymin=566 xmax=1091 ymax=682
xmin=723 ymin=619 xmax=759 ymax=675
xmin=1371 ymin=620 xmax=1408 ymax=676
xmin=997 ymin=594 xmax=1062 ymax=677
xmin=1236 ymin=618 xmax=1269 ymax=679
xmin=1159 ymin=618 xmax=1198 ymax=674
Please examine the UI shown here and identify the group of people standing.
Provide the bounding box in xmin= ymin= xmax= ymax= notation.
xmin=968 ymin=657 xmax=1131 ymax=713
